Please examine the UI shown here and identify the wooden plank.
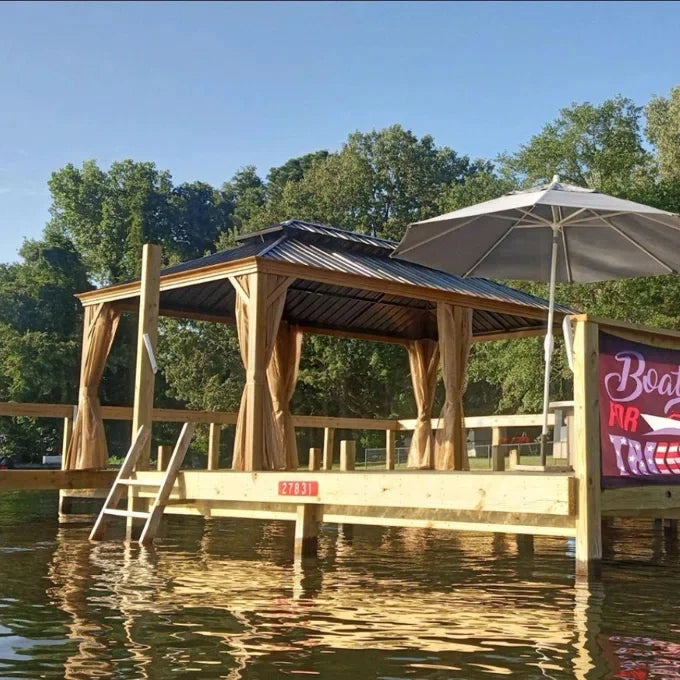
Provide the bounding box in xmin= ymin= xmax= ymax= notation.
xmin=156 ymin=499 xmax=576 ymax=537
xmin=397 ymin=413 xmax=555 ymax=431
xmin=207 ymin=423 xmax=221 ymax=470
xmin=340 ymin=441 xmax=356 ymax=471
xmin=0 ymin=402 xmax=74 ymax=418
xmin=293 ymin=415 xmax=396 ymax=430
xmin=132 ymin=469 xmax=575 ymax=516
xmin=131 ymin=244 xmax=161 ymax=469
xmin=573 ymin=319 xmax=602 ymax=576
xmin=322 ymin=428 xmax=334 ymax=469
xmin=77 ymin=257 xmax=259 ymax=305
xmin=89 ymin=425 xmax=151 ymax=540
xmin=570 ymin=313 xmax=680 ymax=344
xmin=385 ymin=429 xmax=396 ymax=470
xmin=139 ymin=423 xmax=195 ymax=544
xmin=100 ymin=405 xmax=238 ymax=425
xmin=244 ymin=272 xmax=266 ymax=471
xmin=602 ymin=485 xmax=680 ymax=514
xmin=308 ymin=447 xmax=321 ymax=471
xmin=0 ymin=469 xmax=117 ymax=491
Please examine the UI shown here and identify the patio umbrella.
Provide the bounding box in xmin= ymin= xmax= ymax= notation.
xmin=392 ymin=175 xmax=680 ymax=463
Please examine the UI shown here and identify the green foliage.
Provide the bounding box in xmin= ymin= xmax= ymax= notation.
xmin=500 ymin=96 xmax=652 ymax=194
xmin=5 ymin=88 xmax=680 ymax=460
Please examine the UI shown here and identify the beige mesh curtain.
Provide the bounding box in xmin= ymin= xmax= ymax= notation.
xmin=231 ymin=273 xmax=294 ymax=470
xmin=434 ymin=304 xmax=473 ymax=470
xmin=268 ymin=322 xmax=303 ymax=470
xmin=406 ymin=339 xmax=440 ymax=469
xmin=64 ymin=303 xmax=121 ymax=470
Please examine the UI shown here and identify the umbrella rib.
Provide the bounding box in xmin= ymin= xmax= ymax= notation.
xmin=516 ymin=208 xmax=555 ymax=228
xmin=593 ymin=212 xmax=675 ymax=273
xmin=561 ymin=224 xmax=573 ymax=284
xmin=396 ymin=215 xmax=481 ymax=256
xmin=631 ymin=212 xmax=680 ymax=232
xmin=463 ymin=225 xmax=516 ymax=277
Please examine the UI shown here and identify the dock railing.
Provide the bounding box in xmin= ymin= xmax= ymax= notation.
xmin=0 ymin=401 xmax=558 ymax=472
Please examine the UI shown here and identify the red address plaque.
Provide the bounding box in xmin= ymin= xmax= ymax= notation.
xmin=278 ymin=480 xmax=319 ymax=497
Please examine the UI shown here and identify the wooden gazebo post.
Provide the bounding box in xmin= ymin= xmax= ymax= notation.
xmin=244 ymin=270 xmax=266 ymax=471
xmin=127 ymin=244 xmax=161 ymax=534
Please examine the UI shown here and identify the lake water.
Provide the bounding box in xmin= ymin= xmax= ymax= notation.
xmin=0 ymin=491 xmax=679 ymax=679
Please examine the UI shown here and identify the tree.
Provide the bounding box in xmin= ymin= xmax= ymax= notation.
xmin=647 ymin=86 xmax=680 ymax=184
xmin=0 ymin=235 xmax=90 ymax=461
xmin=500 ymin=96 xmax=652 ymax=195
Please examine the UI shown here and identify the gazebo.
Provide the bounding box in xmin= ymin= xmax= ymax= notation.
xmin=69 ymin=220 xmax=565 ymax=475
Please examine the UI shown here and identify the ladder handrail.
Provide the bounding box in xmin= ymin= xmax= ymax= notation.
xmin=139 ymin=422 xmax=195 ymax=544
xmin=90 ymin=425 xmax=151 ymax=540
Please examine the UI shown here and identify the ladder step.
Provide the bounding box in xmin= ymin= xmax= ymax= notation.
xmin=117 ymin=478 xmax=159 ymax=487
xmin=104 ymin=509 xmax=150 ymax=519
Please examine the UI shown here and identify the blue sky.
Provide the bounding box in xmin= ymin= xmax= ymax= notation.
xmin=1 ymin=1 xmax=679 ymax=262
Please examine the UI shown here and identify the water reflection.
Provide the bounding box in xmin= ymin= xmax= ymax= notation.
xmin=1 ymin=496 xmax=680 ymax=678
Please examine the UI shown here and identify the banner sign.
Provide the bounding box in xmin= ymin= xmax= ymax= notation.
xmin=600 ymin=331 xmax=680 ymax=487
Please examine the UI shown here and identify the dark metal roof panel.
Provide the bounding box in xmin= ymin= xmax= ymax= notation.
xmin=265 ymin=236 xmax=567 ymax=313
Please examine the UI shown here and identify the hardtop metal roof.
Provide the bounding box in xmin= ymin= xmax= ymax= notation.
xmin=161 ymin=219 xmax=568 ymax=314
xmin=91 ymin=219 xmax=569 ymax=341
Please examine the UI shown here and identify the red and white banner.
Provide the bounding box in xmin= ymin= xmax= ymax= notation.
xmin=599 ymin=331 xmax=680 ymax=488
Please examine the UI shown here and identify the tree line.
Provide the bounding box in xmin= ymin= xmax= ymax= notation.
xmin=3 ymin=87 xmax=680 ymax=462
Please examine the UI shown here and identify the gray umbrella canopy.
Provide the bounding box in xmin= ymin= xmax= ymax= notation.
xmin=392 ymin=176 xmax=680 ymax=462
xmin=393 ymin=177 xmax=680 ymax=281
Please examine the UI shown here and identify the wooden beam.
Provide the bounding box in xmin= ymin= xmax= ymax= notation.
xmin=569 ymin=313 xmax=680 ymax=343
xmin=398 ymin=413 xmax=555 ymax=431
xmin=77 ymin=257 xmax=259 ymax=305
xmin=573 ymin=319 xmax=602 ymax=577
xmin=131 ymin=244 xmax=161 ymax=470
xmin=257 ymin=257 xmax=559 ymax=322
xmin=322 ymin=428 xmax=334 ymax=470
xmin=131 ymin=469 xmax=576 ymax=516
xmin=0 ymin=402 xmax=74 ymax=418
xmin=0 ymin=470 xmax=117 ymax=490
xmin=207 ymin=423 xmax=221 ymax=470
xmin=602 ymin=485 xmax=680 ymax=514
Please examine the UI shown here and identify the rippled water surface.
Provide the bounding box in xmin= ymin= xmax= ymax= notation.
xmin=1 ymin=491 xmax=680 ymax=679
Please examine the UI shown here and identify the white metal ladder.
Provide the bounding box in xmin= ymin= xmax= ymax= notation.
xmin=90 ymin=422 xmax=195 ymax=544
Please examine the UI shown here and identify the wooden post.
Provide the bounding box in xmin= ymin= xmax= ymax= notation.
xmin=156 ymin=444 xmax=171 ymax=471
xmin=491 ymin=445 xmax=505 ymax=472
xmin=131 ymin=244 xmax=161 ymax=470
xmin=244 ymin=272 xmax=266 ymax=471
xmin=385 ymin=429 xmax=396 ymax=470
xmin=322 ymin=427 xmax=334 ymax=470
xmin=208 ymin=423 xmax=221 ymax=470
xmin=308 ymin=447 xmax=321 ymax=471
xmin=128 ymin=243 xmax=161 ymax=536
xmin=58 ymin=414 xmax=75 ymax=514
xmin=340 ymin=440 xmax=356 ymax=471
xmin=294 ymin=504 xmax=319 ymax=561
xmin=508 ymin=448 xmax=519 ymax=468
xmin=573 ymin=319 xmax=602 ymax=577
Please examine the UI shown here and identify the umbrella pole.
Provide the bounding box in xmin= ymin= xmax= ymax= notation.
xmin=540 ymin=228 xmax=559 ymax=466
